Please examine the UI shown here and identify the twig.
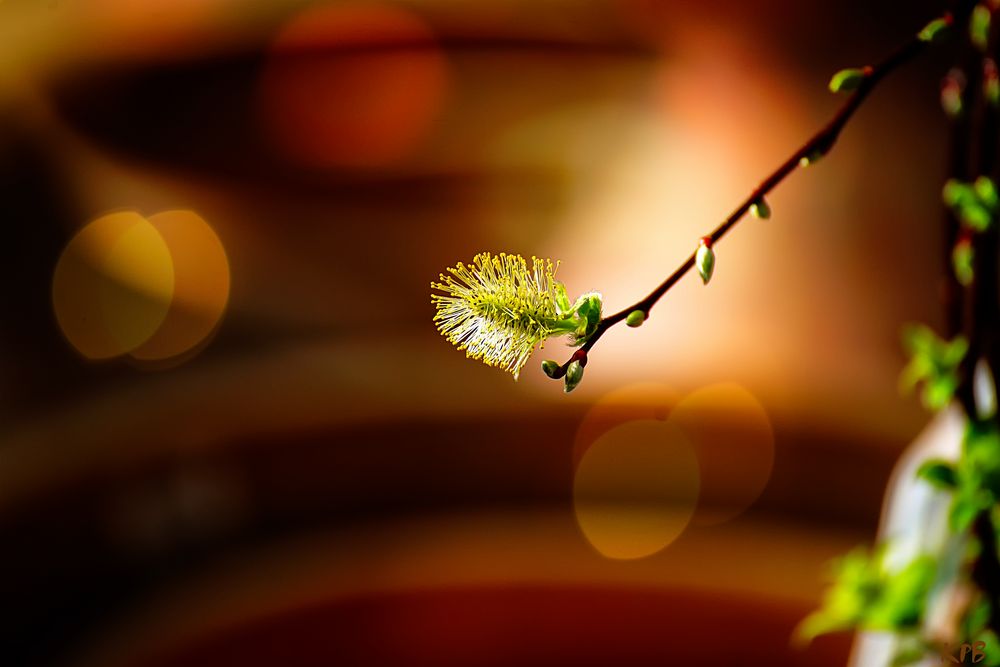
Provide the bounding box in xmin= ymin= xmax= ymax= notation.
xmin=551 ymin=2 xmax=979 ymax=378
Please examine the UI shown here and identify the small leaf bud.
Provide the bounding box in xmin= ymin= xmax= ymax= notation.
xmin=626 ymin=310 xmax=646 ymax=328
xmin=696 ymin=237 xmax=715 ymax=285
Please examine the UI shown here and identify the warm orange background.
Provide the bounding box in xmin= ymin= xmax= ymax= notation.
xmin=0 ymin=0 xmax=957 ymax=665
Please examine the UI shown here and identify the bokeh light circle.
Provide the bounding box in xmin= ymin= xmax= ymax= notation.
xmin=53 ymin=211 xmax=174 ymax=360
xmin=258 ymin=2 xmax=449 ymax=169
xmin=573 ymin=419 xmax=699 ymax=560
xmin=130 ymin=210 xmax=230 ymax=362
xmin=669 ymin=383 xmax=774 ymax=526
xmin=53 ymin=210 xmax=229 ymax=365
xmin=573 ymin=382 xmax=679 ymax=466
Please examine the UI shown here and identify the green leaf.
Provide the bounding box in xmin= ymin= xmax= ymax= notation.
xmin=966 ymin=598 xmax=991 ymax=637
xmin=923 ymin=374 xmax=958 ymax=410
xmin=829 ymin=67 xmax=868 ymax=93
xmin=975 ymin=630 xmax=1000 ymax=666
xmin=902 ymin=323 xmax=938 ymax=356
xmin=900 ymin=355 xmax=934 ymax=393
xmin=918 ymin=17 xmax=952 ymax=43
xmin=944 ymin=179 xmax=978 ymax=208
xmin=962 ymin=420 xmax=1000 ymax=500
xmin=899 ymin=325 xmax=966 ymax=411
xmin=972 ymin=4 xmax=992 ymax=52
xmin=795 ymin=610 xmax=848 ymax=644
xmin=953 ymin=238 xmax=975 ymax=286
xmin=943 ymin=336 xmax=970 ymax=366
xmin=696 ymin=241 xmax=715 ymax=285
xmin=571 ymin=292 xmax=603 ymax=343
xmin=951 ymin=495 xmax=981 ymax=531
xmin=802 ymin=547 xmax=882 ymax=640
xmin=961 ymin=202 xmax=993 ymax=231
xmin=916 ymin=459 xmax=959 ymax=490
xmin=987 ymin=68 xmax=1000 ymax=107
xmin=866 ymin=556 xmax=936 ymax=629
xmin=976 ymin=176 xmax=999 ymax=209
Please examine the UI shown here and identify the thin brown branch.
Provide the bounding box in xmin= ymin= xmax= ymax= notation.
xmin=551 ymin=3 xmax=978 ymax=377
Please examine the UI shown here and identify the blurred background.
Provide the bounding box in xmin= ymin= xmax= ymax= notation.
xmin=0 ymin=0 xmax=964 ymax=664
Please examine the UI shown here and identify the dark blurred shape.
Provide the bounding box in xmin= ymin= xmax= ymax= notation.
xmin=126 ymin=587 xmax=849 ymax=667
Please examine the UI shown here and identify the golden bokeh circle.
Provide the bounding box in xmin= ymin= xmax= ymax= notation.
xmin=129 ymin=210 xmax=230 ymax=363
xmin=53 ymin=210 xmax=229 ymax=366
xmin=53 ymin=211 xmax=174 ymax=360
xmin=573 ymin=419 xmax=699 ymax=560
xmin=669 ymin=383 xmax=774 ymax=526
xmin=572 ymin=382 xmax=680 ymax=466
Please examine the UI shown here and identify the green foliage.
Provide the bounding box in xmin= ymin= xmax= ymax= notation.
xmin=972 ymin=4 xmax=992 ymax=53
xmin=942 ymin=74 xmax=964 ymax=117
xmin=900 ymin=324 xmax=968 ymax=410
xmin=799 ymin=548 xmax=937 ymax=641
xmin=829 ymin=67 xmax=868 ymax=93
xmin=949 ymin=420 xmax=1000 ymax=530
xmin=953 ymin=238 xmax=975 ymax=287
xmin=965 ymin=598 xmax=992 ymax=638
xmin=890 ymin=639 xmax=929 ymax=666
xmin=944 ymin=178 xmax=997 ymax=233
xmin=976 ymin=176 xmax=999 ymax=209
xmin=911 ymin=420 xmax=1000 ymax=533
xmin=919 ymin=17 xmax=952 ymax=43
xmin=987 ymin=63 xmax=1000 ymax=106
xmin=977 ymin=630 xmax=1000 ymax=666
xmin=917 ymin=459 xmax=959 ymax=489
xmin=571 ymin=292 xmax=603 ymax=345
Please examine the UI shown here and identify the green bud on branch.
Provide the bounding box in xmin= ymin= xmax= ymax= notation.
xmin=971 ymin=4 xmax=992 ymax=52
xmin=828 ymin=67 xmax=869 ymax=93
xmin=918 ymin=16 xmax=952 ymax=43
xmin=564 ymin=359 xmax=584 ymax=393
xmin=962 ymin=203 xmax=992 ymax=231
xmin=799 ymin=149 xmax=824 ymax=168
xmin=541 ymin=359 xmax=561 ymax=378
xmin=696 ymin=237 xmax=715 ymax=285
xmin=975 ymin=176 xmax=998 ymax=209
xmin=941 ymin=70 xmax=965 ymax=117
xmin=953 ymin=236 xmax=975 ymax=287
xmin=625 ymin=310 xmax=646 ymax=328
xmin=750 ymin=197 xmax=771 ymax=220
xmin=985 ymin=59 xmax=1000 ymax=107
xmin=916 ymin=459 xmax=959 ymax=490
